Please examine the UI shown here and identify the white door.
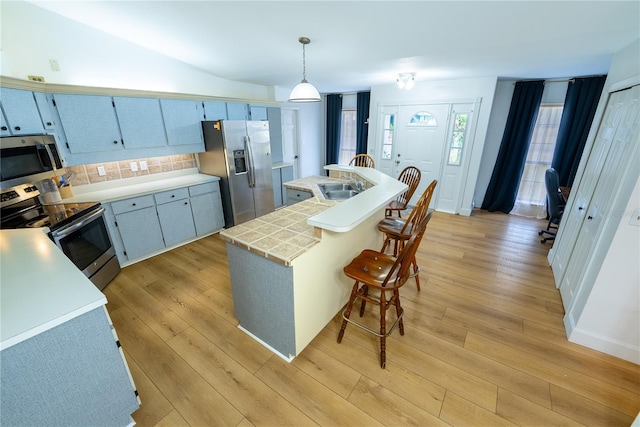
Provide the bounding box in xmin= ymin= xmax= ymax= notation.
xmin=281 ymin=108 xmax=300 ymax=179
xmin=394 ymin=104 xmax=450 ymax=207
xmin=558 ymin=85 xmax=640 ymax=309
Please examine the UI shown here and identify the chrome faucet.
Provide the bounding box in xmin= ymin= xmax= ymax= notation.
xmin=349 ymin=178 xmax=364 ymax=192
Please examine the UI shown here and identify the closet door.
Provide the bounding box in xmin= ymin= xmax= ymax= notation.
xmin=556 ymin=85 xmax=639 ymax=312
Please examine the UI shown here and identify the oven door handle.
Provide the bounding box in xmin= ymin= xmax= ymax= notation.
xmin=52 ymin=207 xmax=105 ymax=239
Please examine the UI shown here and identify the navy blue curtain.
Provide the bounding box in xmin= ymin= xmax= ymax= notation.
xmin=356 ymin=91 xmax=370 ymax=155
xmin=482 ymin=80 xmax=545 ymax=213
xmin=326 ymin=94 xmax=342 ymax=168
xmin=551 ymin=76 xmax=606 ymax=187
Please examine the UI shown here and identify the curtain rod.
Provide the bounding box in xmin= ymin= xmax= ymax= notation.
xmin=543 ymin=79 xmax=575 ymax=85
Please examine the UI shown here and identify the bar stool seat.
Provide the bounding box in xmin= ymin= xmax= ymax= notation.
xmin=338 ymin=214 xmax=431 ymax=368
xmin=378 ymin=179 xmax=437 ymax=291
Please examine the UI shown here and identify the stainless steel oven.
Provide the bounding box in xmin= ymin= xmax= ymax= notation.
xmin=0 ymin=183 xmax=120 ymax=290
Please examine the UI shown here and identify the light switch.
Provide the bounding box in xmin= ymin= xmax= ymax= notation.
xmin=97 ymin=166 xmax=106 ymax=176
xmin=130 ymin=161 xmax=138 ymax=172
xmin=629 ymin=208 xmax=640 ymax=227
xmin=140 ymin=160 xmax=148 ymax=171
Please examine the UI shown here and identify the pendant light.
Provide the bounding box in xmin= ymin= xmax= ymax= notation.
xmin=288 ymin=37 xmax=321 ymax=102
xmin=397 ymin=73 xmax=416 ymax=89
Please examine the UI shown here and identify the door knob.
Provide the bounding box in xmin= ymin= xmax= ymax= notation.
xmin=395 ymin=160 xmax=400 ymax=164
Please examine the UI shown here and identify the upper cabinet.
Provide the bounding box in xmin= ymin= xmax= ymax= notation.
xmin=52 ymin=94 xmax=123 ymax=154
xmin=249 ymin=105 xmax=268 ymax=121
xmin=159 ymin=99 xmax=204 ymax=146
xmin=113 ymin=96 xmax=167 ymax=149
xmin=226 ymin=102 xmax=249 ymax=120
xmin=0 ymin=87 xmax=46 ymax=136
xmin=203 ymin=101 xmax=228 ymax=121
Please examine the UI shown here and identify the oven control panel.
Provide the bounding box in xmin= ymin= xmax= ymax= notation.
xmin=1 ymin=184 xmax=40 ymax=208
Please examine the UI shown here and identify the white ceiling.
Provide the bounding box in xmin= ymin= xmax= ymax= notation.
xmin=26 ymin=1 xmax=640 ymax=94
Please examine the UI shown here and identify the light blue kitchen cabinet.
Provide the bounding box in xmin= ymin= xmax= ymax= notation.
xmin=113 ymin=96 xmax=168 ymax=148
xmin=249 ymin=105 xmax=268 ymax=121
xmin=0 ymin=87 xmax=46 ymax=135
xmin=203 ymin=101 xmax=228 ymax=121
xmin=33 ymin=91 xmax=56 ymax=131
xmin=155 ymin=188 xmax=197 ymax=246
xmin=110 ymin=195 xmax=165 ymax=260
xmin=189 ymin=182 xmax=224 ymax=235
xmin=0 ymin=109 xmax=9 ymax=137
xmin=226 ymin=102 xmax=249 ymax=120
xmin=267 ymin=107 xmax=283 ymax=162
xmin=52 ymin=94 xmax=123 ymax=153
xmin=272 ymin=169 xmax=283 ymax=207
xmin=159 ymin=99 xmax=204 ymax=146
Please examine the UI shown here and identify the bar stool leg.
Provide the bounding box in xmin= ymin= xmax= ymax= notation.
xmin=394 ymin=289 xmax=405 ymax=335
xmin=379 ymin=290 xmax=387 ymax=368
xmin=359 ymin=285 xmax=369 ymax=317
xmin=338 ymin=282 xmax=359 ymax=343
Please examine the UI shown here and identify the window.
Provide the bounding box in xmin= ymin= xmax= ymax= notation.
xmin=338 ymin=109 xmax=357 ymax=165
xmin=409 ymin=111 xmax=437 ymax=126
xmin=511 ymin=104 xmax=564 ymax=218
xmin=381 ymin=113 xmax=395 ymax=160
xmin=447 ymin=112 xmax=468 ymax=166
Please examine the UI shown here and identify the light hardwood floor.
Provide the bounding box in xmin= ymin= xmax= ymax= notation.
xmin=103 ymin=209 xmax=640 ymax=426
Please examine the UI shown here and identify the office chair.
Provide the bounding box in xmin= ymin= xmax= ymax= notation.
xmin=539 ymin=168 xmax=566 ymax=243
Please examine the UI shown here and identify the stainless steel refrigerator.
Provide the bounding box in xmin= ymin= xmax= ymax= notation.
xmin=199 ymin=120 xmax=275 ymax=228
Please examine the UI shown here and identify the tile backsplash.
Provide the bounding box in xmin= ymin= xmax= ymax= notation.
xmin=65 ymin=154 xmax=197 ymax=186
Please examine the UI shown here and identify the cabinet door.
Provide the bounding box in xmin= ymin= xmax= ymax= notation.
xmin=157 ymin=199 xmax=196 ymax=247
xmin=52 ymin=94 xmax=123 ymax=153
xmin=249 ymin=105 xmax=268 ymax=120
xmin=203 ymin=101 xmax=228 ymax=121
xmin=115 ymin=206 xmax=165 ymax=260
xmin=272 ymin=169 xmax=283 ymax=207
xmin=0 ymin=110 xmax=9 ymax=137
xmin=113 ymin=97 xmax=167 ymax=148
xmin=226 ymin=102 xmax=249 ymax=120
xmin=159 ymin=99 xmax=204 ymax=146
xmin=0 ymin=88 xmax=46 ymax=135
xmin=191 ymin=191 xmax=224 ymax=235
xmin=33 ymin=92 xmax=56 ymax=131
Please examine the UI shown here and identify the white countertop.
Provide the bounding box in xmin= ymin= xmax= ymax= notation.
xmin=306 ymin=165 xmax=406 ymax=232
xmin=64 ymin=169 xmax=220 ymax=203
xmin=0 ymin=229 xmax=107 ymax=350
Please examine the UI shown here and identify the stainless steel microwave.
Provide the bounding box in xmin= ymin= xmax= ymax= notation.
xmin=0 ymin=135 xmax=63 ymax=182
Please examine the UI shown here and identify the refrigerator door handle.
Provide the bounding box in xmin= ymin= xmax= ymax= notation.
xmin=245 ymin=135 xmax=256 ymax=188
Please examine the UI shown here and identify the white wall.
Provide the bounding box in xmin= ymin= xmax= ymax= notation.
xmin=369 ymin=77 xmax=498 ymax=215
xmin=0 ymin=1 xmax=271 ymax=100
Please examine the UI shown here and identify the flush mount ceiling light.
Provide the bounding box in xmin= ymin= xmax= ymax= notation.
xmin=397 ymin=73 xmax=416 ymax=90
xmin=288 ymin=37 xmax=321 ymax=102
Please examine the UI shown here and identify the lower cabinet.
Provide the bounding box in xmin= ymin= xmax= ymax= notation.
xmin=155 ymin=188 xmax=196 ymax=247
xmin=286 ymin=187 xmax=313 ymax=206
xmin=105 ymin=180 xmax=224 ymax=264
xmin=190 ymin=182 xmax=224 ymax=235
xmin=110 ymin=195 xmax=165 ymax=260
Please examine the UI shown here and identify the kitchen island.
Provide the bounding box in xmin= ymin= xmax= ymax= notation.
xmin=0 ymin=229 xmax=139 ymax=426
xmin=220 ymin=165 xmax=406 ymax=360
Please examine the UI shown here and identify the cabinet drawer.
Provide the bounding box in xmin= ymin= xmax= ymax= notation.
xmin=111 ymin=195 xmax=155 ymax=214
xmin=189 ymin=181 xmax=219 ymax=197
xmin=154 ymin=187 xmax=189 ymax=205
xmin=286 ymin=188 xmax=313 ymax=202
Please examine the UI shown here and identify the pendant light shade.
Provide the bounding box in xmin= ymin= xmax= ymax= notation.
xmin=289 ymin=37 xmax=321 ymax=102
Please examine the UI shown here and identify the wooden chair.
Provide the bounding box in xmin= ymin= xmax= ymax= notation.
xmin=377 ymin=179 xmax=437 ymax=291
xmin=349 ymin=154 xmax=375 ymax=168
xmin=385 ymin=166 xmax=421 ymax=217
xmin=338 ymin=213 xmax=432 ymax=368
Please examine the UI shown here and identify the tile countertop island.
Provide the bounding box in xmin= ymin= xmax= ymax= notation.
xmin=220 ymin=165 xmax=406 ymax=361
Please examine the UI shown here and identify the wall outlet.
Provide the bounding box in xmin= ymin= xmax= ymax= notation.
xmin=27 ymin=75 xmax=45 ymax=82
xmin=140 ymin=160 xmax=148 ymax=171
xmin=97 ymin=166 xmax=106 ymax=176
xmin=629 ymin=208 xmax=640 ymax=227
xmin=130 ymin=161 xmax=138 ymax=172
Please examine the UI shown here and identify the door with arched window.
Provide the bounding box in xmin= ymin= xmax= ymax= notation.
xmin=393 ymin=104 xmax=450 ymax=207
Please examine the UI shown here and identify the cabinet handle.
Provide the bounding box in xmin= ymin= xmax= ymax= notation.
xmin=578 ymin=207 xmax=584 ymax=210
xmin=1 ymin=126 xmax=7 ymax=131
xmin=46 ymin=122 xmax=52 ymax=126
xmin=184 ymin=202 xmax=188 ymax=205
xmin=113 ymin=140 xmax=118 ymax=144
xmin=171 ymin=195 xmax=175 ymax=198
xmin=587 ymin=215 xmax=593 ymax=220
xmin=132 ymin=203 xmax=136 ymax=206
xmin=14 ymin=126 xmax=21 ymax=131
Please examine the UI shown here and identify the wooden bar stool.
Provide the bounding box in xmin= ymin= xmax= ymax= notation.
xmin=377 ymin=180 xmax=437 ymax=290
xmin=338 ymin=213 xmax=431 ymax=368
xmin=385 ymin=166 xmax=421 ymax=217
xmin=349 ymin=154 xmax=375 ymax=168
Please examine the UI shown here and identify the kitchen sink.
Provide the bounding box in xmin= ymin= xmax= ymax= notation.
xmin=318 ymin=182 xmax=363 ymax=200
